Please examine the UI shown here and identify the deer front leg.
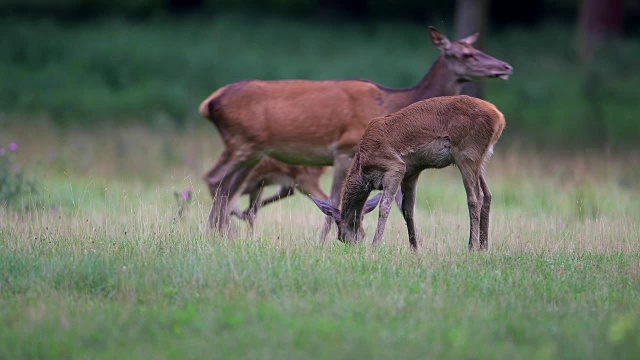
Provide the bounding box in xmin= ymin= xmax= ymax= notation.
xmin=372 ymin=169 xmax=404 ymax=247
xmin=401 ymin=173 xmax=420 ymax=250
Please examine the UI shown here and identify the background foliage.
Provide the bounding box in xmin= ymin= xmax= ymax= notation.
xmin=0 ymin=1 xmax=639 ymax=147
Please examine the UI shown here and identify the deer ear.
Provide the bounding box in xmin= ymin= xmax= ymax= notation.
xmin=310 ymin=195 xmax=341 ymax=221
xmin=459 ymin=32 xmax=479 ymax=45
xmin=429 ymin=26 xmax=451 ymax=50
xmin=363 ymin=193 xmax=382 ymax=215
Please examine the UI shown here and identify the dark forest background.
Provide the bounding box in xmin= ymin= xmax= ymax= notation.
xmin=1 ymin=0 xmax=639 ymax=148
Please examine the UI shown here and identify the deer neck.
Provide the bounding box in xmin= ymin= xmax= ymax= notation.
xmin=384 ymin=54 xmax=464 ymax=112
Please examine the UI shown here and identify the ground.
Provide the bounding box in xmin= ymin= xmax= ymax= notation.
xmin=1 ymin=124 xmax=639 ymax=359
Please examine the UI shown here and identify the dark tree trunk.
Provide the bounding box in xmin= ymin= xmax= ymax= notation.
xmin=455 ymin=0 xmax=490 ymax=99
xmin=578 ymin=0 xmax=623 ymax=146
xmin=577 ymin=0 xmax=623 ymax=61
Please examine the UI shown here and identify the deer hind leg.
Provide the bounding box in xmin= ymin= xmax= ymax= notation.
xmin=205 ymin=149 xmax=260 ymax=233
xmin=372 ymin=167 xmax=405 ymax=247
xmin=298 ymin=180 xmax=332 ymax=243
xmin=457 ymin=159 xmax=483 ymax=251
xmin=259 ymin=186 xmax=295 ymax=208
xmin=478 ymin=174 xmax=491 ymax=251
xmin=400 ymin=173 xmax=420 ymax=250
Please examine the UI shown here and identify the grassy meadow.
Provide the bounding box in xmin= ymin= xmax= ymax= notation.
xmin=1 ymin=123 xmax=640 ymax=359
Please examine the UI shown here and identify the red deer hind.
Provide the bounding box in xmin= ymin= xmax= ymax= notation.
xmin=230 ymin=158 xmax=330 ymax=229
xmin=311 ymin=95 xmax=506 ymax=250
xmin=199 ymin=27 xmax=512 ymax=237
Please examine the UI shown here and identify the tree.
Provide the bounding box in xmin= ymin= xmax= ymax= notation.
xmin=454 ymin=0 xmax=490 ymax=98
xmin=577 ymin=0 xmax=624 ymax=146
xmin=577 ymin=0 xmax=623 ymax=61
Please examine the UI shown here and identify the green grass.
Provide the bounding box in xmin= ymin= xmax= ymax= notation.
xmin=1 ymin=125 xmax=640 ymax=359
xmin=1 ymin=13 xmax=639 ymax=145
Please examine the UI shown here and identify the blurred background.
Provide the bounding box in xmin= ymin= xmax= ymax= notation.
xmin=0 ymin=0 xmax=638 ymax=149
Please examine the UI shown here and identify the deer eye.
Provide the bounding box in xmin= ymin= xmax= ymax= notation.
xmin=463 ymin=53 xmax=475 ymax=60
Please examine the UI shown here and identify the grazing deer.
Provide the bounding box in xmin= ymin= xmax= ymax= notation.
xmin=200 ymin=27 xmax=512 ymax=235
xmin=310 ymin=95 xmax=505 ymax=251
xmin=230 ymin=158 xmax=402 ymax=237
xmin=230 ymin=158 xmax=331 ymax=232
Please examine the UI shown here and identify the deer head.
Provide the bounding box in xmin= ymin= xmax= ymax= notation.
xmin=310 ymin=193 xmax=381 ymax=244
xmin=429 ymin=26 xmax=512 ymax=81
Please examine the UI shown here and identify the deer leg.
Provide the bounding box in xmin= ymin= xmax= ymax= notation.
xmin=243 ymin=187 xmax=264 ymax=229
xmin=327 ymin=152 xmax=353 ymax=238
xmin=478 ymin=174 xmax=491 ymax=251
xmin=394 ymin=188 xmax=404 ymax=211
xmin=458 ymin=161 xmax=483 ymax=251
xmin=205 ymin=149 xmax=260 ymax=233
xmin=401 ymin=173 xmax=420 ymax=250
xmin=231 ymin=186 xmax=256 ymax=222
xmin=372 ymin=169 xmax=404 ymax=247
xmin=259 ymin=186 xmax=295 ymax=208
xmin=299 ymin=181 xmax=332 ymax=243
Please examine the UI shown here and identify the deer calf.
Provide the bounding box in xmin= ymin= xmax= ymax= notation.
xmin=311 ymin=95 xmax=505 ymax=250
xmin=230 ymin=158 xmax=332 ymax=236
xmin=199 ymin=27 xmax=511 ymax=236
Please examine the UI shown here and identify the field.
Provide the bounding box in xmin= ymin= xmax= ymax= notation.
xmin=1 ymin=124 xmax=639 ymax=359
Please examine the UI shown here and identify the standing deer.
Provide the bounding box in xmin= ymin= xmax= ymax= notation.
xmin=230 ymin=158 xmax=330 ymax=229
xmin=230 ymin=158 xmax=402 ymax=236
xmin=199 ymin=27 xmax=512 ymax=236
xmin=310 ymin=95 xmax=506 ymax=250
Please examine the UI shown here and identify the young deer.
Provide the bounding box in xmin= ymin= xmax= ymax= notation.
xmin=200 ymin=27 xmax=512 ymax=236
xmin=230 ymin=158 xmax=402 ymax=237
xmin=230 ymin=157 xmax=331 ymax=231
xmin=310 ymin=95 xmax=505 ymax=251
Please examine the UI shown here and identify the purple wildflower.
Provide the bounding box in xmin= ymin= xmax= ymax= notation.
xmin=8 ymin=143 xmax=17 ymax=151
xmin=181 ymin=187 xmax=193 ymax=201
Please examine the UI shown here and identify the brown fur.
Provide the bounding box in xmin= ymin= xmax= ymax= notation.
xmin=312 ymin=95 xmax=505 ymax=251
xmin=230 ymin=158 xmax=330 ymax=230
xmin=200 ymin=27 xmax=512 ymax=236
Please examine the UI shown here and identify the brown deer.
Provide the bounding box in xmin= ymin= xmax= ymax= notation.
xmin=230 ymin=158 xmax=331 ymax=231
xmin=229 ymin=158 xmax=402 ymax=238
xmin=199 ymin=27 xmax=512 ymax=235
xmin=310 ymin=95 xmax=505 ymax=251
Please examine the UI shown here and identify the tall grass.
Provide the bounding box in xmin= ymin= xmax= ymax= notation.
xmin=1 ymin=125 xmax=639 ymax=358
xmin=1 ymin=14 xmax=639 ymax=146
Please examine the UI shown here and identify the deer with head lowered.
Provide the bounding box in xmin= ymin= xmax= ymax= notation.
xmin=229 ymin=159 xmax=402 ymax=233
xmin=230 ymin=158 xmax=330 ymax=228
xmin=199 ymin=27 xmax=512 ymax=237
xmin=310 ymin=95 xmax=505 ymax=250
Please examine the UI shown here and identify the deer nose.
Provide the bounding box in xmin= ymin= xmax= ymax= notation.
xmin=503 ymin=64 xmax=513 ymax=72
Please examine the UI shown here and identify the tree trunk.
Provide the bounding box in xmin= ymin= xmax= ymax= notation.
xmin=454 ymin=0 xmax=489 ymax=99
xmin=577 ymin=0 xmax=623 ymax=61
xmin=578 ymin=0 xmax=623 ymax=146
